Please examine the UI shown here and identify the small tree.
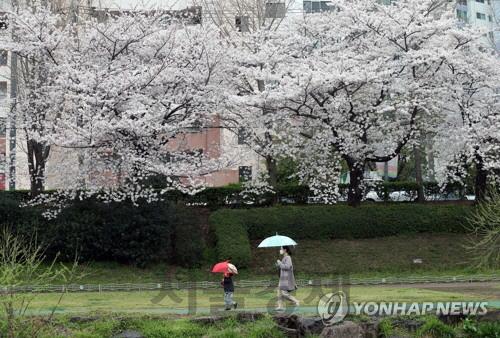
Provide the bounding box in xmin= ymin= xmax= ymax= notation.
xmin=466 ymin=191 xmax=500 ymax=268
xmin=0 ymin=228 xmax=78 ymax=338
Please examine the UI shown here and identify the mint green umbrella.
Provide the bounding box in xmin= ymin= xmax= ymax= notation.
xmin=257 ymin=233 xmax=297 ymax=248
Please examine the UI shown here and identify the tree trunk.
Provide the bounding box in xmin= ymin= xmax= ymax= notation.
xmin=426 ymin=135 xmax=435 ymax=181
xmin=474 ymin=157 xmax=488 ymax=203
xmin=346 ymin=157 xmax=364 ymax=207
xmin=258 ymin=77 xmax=278 ymax=204
xmin=265 ymin=155 xmax=278 ymax=204
xmin=413 ymin=145 xmax=425 ymax=203
xmin=27 ymin=139 xmax=50 ymax=197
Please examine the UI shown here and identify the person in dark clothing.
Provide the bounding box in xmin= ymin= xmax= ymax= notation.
xmin=221 ymin=272 xmax=237 ymax=310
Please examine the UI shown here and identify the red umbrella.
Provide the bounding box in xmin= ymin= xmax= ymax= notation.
xmin=212 ymin=261 xmax=230 ymax=274
xmin=211 ymin=262 xmax=238 ymax=274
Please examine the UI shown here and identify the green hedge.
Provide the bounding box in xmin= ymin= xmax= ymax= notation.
xmin=241 ymin=204 xmax=472 ymax=239
xmin=0 ymin=194 xmax=205 ymax=267
xmin=209 ymin=204 xmax=472 ymax=266
xmin=172 ymin=206 xmax=205 ymax=267
xmin=209 ymin=209 xmax=251 ymax=268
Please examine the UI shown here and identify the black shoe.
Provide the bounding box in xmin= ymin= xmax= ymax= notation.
xmin=225 ymin=307 xmax=231 ymax=311
xmin=233 ymin=302 xmax=238 ymax=309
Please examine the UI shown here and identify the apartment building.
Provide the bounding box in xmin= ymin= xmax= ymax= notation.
xmin=0 ymin=9 xmax=16 ymax=191
xmin=0 ymin=46 xmax=8 ymax=191
xmin=456 ymin=0 xmax=499 ymax=48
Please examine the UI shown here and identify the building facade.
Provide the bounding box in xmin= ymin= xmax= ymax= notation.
xmin=456 ymin=0 xmax=499 ymax=48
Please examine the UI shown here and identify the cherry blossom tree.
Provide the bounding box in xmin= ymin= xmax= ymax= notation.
xmin=200 ymin=0 xmax=297 ymax=194
xmin=48 ymin=11 xmax=228 ymax=198
xmin=6 ymin=6 xmax=229 ymax=214
xmin=249 ymin=0 xmax=486 ymax=206
xmin=433 ymin=31 xmax=500 ymax=201
xmin=2 ymin=3 xmax=71 ymax=196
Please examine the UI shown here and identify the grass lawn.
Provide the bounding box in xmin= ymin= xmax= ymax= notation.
xmin=12 ymin=312 xmax=500 ymax=338
xmin=24 ymin=282 xmax=499 ymax=315
xmin=60 ymin=234 xmax=498 ymax=285
xmin=6 ymin=314 xmax=288 ymax=338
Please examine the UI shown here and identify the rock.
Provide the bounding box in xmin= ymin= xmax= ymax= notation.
xmin=273 ymin=313 xmax=300 ymax=330
xmin=236 ymin=312 xmax=265 ymax=323
xmin=439 ymin=312 xmax=467 ymax=325
xmin=112 ymin=330 xmax=144 ymax=338
xmin=272 ymin=314 xmax=303 ymax=337
xmin=392 ymin=319 xmax=423 ymax=332
xmin=359 ymin=319 xmax=379 ymax=338
xmin=320 ymin=321 xmax=363 ymax=338
xmin=479 ymin=309 xmax=500 ymax=322
xmin=190 ymin=316 xmax=225 ymax=325
xmin=276 ymin=325 xmax=300 ymax=338
xmin=297 ymin=317 xmax=325 ymax=336
xmin=68 ymin=316 xmax=99 ymax=323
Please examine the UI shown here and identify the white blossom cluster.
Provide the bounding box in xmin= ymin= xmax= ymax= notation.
xmin=3 ymin=0 xmax=499 ymax=212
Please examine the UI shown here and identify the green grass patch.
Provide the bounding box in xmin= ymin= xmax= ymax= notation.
xmin=23 ymin=284 xmax=497 ymax=315
xmin=54 ymin=234 xmax=499 ymax=285
xmin=4 ymin=315 xmax=286 ymax=338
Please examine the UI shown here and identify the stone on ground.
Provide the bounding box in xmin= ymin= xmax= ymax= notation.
xmin=112 ymin=330 xmax=144 ymax=338
xmin=320 ymin=321 xmax=363 ymax=338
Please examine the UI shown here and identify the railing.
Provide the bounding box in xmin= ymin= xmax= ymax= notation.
xmin=1 ymin=274 xmax=498 ymax=294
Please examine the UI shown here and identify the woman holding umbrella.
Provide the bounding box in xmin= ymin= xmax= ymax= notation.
xmin=258 ymin=234 xmax=300 ymax=311
xmin=276 ymin=246 xmax=299 ymax=311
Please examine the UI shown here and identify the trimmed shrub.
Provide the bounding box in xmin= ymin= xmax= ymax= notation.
xmin=209 ymin=209 xmax=251 ymax=268
xmin=1 ymin=195 xmax=205 ymax=267
xmin=44 ymin=199 xmax=176 ymax=267
xmin=210 ymin=204 xmax=471 ymax=242
xmin=173 ymin=205 xmax=206 ymax=268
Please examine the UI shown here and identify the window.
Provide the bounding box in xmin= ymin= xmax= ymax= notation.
xmin=265 ymin=2 xmax=286 ymax=18
xmin=457 ymin=9 xmax=468 ymax=22
xmin=488 ymin=15 xmax=493 ymax=22
xmin=476 ymin=12 xmax=486 ymax=20
xmin=237 ymin=128 xmax=248 ymax=145
xmin=303 ymin=1 xmax=334 ymax=13
xmin=488 ymin=31 xmax=494 ymax=40
xmin=0 ymin=50 xmax=6 ymax=66
xmin=0 ymin=12 xmax=7 ymax=30
xmin=238 ymin=166 xmax=252 ymax=183
xmin=235 ymin=16 xmax=249 ymax=33
xmin=263 ymin=106 xmax=276 ymax=115
xmin=187 ymin=119 xmax=203 ymax=132
xmin=457 ymin=0 xmax=467 ymax=5
xmin=476 ymin=0 xmax=484 ymax=3
xmin=0 ymin=117 xmax=5 ymax=136
xmin=0 ymin=82 xmax=7 ymax=100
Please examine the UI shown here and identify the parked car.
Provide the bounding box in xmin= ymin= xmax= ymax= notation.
xmin=388 ymin=190 xmax=415 ymax=202
xmin=364 ymin=190 xmax=382 ymax=202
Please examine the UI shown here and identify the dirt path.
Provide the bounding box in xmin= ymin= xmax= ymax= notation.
xmin=378 ymin=281 xmax=499 ymax=299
